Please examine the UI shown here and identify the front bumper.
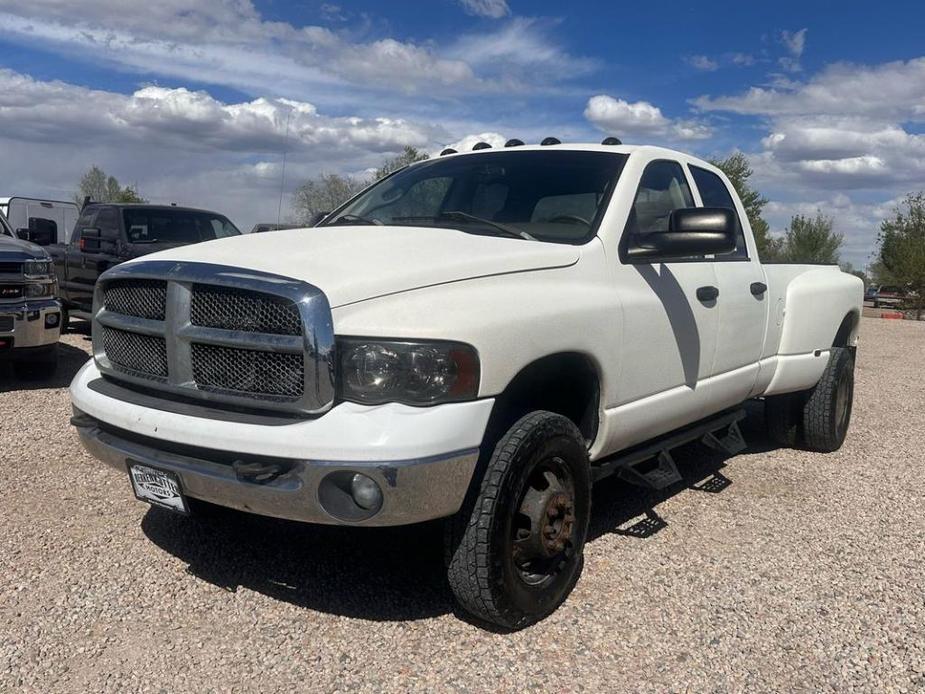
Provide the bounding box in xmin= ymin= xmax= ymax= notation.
xmin=70 ymin=360 xmax=494 ymax=526
xmin=0 ymin=298 xmax=61 ymax=354
xmin=73 ymin=412 xmax=479 ymax=526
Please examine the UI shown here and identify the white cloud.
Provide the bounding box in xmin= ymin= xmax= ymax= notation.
xmin=0 ymin=70 xmax=440 ymax=154
xmin=0 ymin=68 xmax=455 ymax=232
xmin=781 ymin=29 xmax=808 ymax=58
xmin=687 ymin=55 xmax=719 ymax=71
xmin=0 ymin=1 xmax=593 ymax=102
xmin=695 ymin=57 xmax=925 ymax=191
xmin=777 ymin=28 xmax=808 ymax=72
xmin=458 ymin=0 xmax=510 ymax=19
xmin=731 ymin=53 xmax=756 ymax=67
xmin=443 ymin=132 xmax=508 ymax=153
xmin=584 ymin=95 xmax=712 ymax=141
xmin=446 ymin=18 xmax=597 ymax=84
xmin=764 ymin=194 xmax=902 ymax=269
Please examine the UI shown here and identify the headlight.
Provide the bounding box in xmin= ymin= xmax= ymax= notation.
xmin=23 ymin=259 xmax=54 ymax=279
xmin=338 ymin=338 xmax=480 ymax=405
xmin=24 ymin=282 xmax=54 ymax=298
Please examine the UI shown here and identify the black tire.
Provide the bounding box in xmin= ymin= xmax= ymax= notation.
xmin=764 ymin=392 xmax=804 ymax=448
xmin=802 ymin=347 xmax=855 ymax=452
xmin=445 ymin=411 xmax=591 ymax=630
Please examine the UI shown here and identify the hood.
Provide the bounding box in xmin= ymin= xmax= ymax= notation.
xmin=0 ymin=234 xmax=47 ymax=260
xmin=128 ymin=225 xmax=581 ymax=307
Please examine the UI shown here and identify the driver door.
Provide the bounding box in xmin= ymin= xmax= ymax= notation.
xmin=608 ymin=159 xmax=721 ymax=449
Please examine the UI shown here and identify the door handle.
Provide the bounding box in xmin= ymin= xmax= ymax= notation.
xmin=750 ymin=282 xmax=768 ymax=296
xmin=696 ymin=285 xmax=719 ymax=302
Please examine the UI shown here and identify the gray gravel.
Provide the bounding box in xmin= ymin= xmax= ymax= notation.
xmin=1 ymin=317 xmax=924 ymax=693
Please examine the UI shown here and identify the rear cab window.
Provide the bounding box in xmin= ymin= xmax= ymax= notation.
xmin=689 ymin=166 xmax=748 ymax=260
xmin=123 ymin=209 xmax=240 ymax=245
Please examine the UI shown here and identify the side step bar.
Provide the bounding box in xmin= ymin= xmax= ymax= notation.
xmin=592 ymin=408 xmax=747 ymax=490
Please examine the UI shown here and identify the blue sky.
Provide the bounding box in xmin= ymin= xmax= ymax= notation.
xmin=1 ymin=0 xmax=924 ymax=268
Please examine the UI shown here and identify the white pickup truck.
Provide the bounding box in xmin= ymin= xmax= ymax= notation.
xmin=69 ymin=142 xmax=863 ymax=628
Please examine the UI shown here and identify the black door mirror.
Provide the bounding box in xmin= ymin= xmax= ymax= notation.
xmin=626 ymin=208 xmax=737 ymax=261
xmin=16 ymin=220 xmax=56 ymax=246
xmin=79 ymin=227 xmax=103 ymax=253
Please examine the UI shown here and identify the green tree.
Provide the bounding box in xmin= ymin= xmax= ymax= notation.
xmin=292 ymin=146 xmax=430 ymax=224
xmin=75 ymin=166 xmax=147 ymax=205
xmin=780 ymin=212 xmax=842 ymax=264
xmin=878 ymin=192 xmax=925 ymax=318
xmin=839 ymin=261 xmax=868 ymax=287
xmin=292 ymin=173 xmax=367 ymax=224
xmin=374 ymin=146 xmax=429 ymax=181
xmin=709 ymin=152 xmax=778 ymax=260
xmin=867 ymin=258 xmax=898 ymax=286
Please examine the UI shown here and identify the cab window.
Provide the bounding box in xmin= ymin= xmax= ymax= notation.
xmin=689 ymin=165 xmax=748 ymax=259
xmin=625 ymin=160 xmax=694 ymax=235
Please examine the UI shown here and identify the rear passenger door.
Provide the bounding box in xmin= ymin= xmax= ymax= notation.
xmin=688 ymin=165 xmax=768 ymax=401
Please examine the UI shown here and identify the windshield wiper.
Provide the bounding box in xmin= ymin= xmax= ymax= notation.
xmin=393 ymin=211 xmax=535 ymax=240
xmin=327 ymin=214 xmax=382 ymax=226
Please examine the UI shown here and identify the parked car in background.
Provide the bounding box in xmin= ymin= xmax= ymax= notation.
xmin=0 ymin=208 xmax=61 ymax=377
xmin=70 ymin=142 xmax=863 ymax=629
xmin=870 ymin=285 xmax=906 ymax=308
xmin=40 ymin=203 xmax=240 ymax=329
xmin=250 ymin=223 xmax=300 ymax=233
xmin=0 ymin=196 xmax=80 ymax=247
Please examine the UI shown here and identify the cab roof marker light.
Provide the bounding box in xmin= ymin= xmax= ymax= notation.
xmin=601 ymin=136 xmax=622 ymax=145
xmin=504 ymin=139 xmax=525 ymax=147
xmin=440 ymin=148 xmax=457 ymax=156
xmin=472 ymin=142 xmax=492 ymax=150
xmin=540 ymin=137 xmax=561 ymax=146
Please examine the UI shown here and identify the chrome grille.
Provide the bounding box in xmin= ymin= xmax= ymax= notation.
xmin=191 ymin=343 xmax=304 ymax=398
xmin=92 ymin=261 xmax=335 ymax=415
xmin=190 ymin=284 xmax=301 ymax=335
xmin=100 ymin=326 xmax=168 ymax=378
xmin=103 ymin=279 xmax=167 ymax=320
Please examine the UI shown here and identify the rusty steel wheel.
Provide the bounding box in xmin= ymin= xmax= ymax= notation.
xmin=445 ymin=411 xmax=591 ymax=630
xmin=511 ymin=458 xmax=578 ymax=586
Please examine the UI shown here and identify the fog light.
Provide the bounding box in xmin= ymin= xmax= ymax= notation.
xmin=350 ymin=473 xmax=383 ymax=510
xmin=45 ymin=313 xmax=60 ymax=328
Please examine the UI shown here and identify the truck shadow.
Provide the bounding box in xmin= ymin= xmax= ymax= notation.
xmin=0 ymin=341 xmax=90 ymax=393
xmin=140 ymin=402 xmax=776 ymax=624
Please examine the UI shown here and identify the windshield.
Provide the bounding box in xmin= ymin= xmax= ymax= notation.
xmin=123 ymin=209 xmax=241 ymax=244
xmin=323 ymin=150 xmax=627 ymax=244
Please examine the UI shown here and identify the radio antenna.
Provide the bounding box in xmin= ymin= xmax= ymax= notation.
xmin=276 ymin=107 xmax=293 ymax=227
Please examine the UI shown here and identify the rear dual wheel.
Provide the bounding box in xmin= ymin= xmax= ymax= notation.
xmin=445 ymin=411 xmax=591 ymax=630
xmin=765 ymin=346 xmax=855 ymax=452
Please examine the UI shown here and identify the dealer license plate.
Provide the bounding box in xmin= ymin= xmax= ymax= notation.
xmin=128 ymin=462 xmax=189 ymax=514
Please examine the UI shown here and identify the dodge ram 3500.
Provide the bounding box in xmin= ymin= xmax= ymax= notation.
xmin=69 ymin=143 xmax=863 ymax=628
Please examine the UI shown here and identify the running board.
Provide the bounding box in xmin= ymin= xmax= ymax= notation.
xmin=592 ymin=408 xmax=747 ymax=490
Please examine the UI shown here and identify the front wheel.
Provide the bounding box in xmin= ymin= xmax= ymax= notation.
xmin=445 ymin=411 xmax=591 ymax=630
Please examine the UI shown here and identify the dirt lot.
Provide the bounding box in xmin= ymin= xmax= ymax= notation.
xmin=1 ymin=317 xmax=923 ymax=692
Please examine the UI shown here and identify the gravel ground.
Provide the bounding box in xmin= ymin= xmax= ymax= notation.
xmin=1 ymin=317 xmax=923 ymax=692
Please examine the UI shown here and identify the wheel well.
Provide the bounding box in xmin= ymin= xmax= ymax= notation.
xmin=485 ymin=353 xmax=601 ymax=447
xmin=833 ymin=311 xmax=859 ymax=348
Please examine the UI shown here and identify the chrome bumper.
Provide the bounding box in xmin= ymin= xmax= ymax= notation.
xmin=73 ymin=413 xmax=479 ymax=526
xmin=0 ymin=298 xmax=61 ymax=351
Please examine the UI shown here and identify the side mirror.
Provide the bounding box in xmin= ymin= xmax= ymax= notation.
xmin=626 ymin=207 xmax=737 ymax=261
xmin=309 ymin=211 xmax=331 ymax=227
xmin=79 ymin=227 xmax=103 ymax=253
xmin=16 ymin=226 xmax=55 ymax=246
